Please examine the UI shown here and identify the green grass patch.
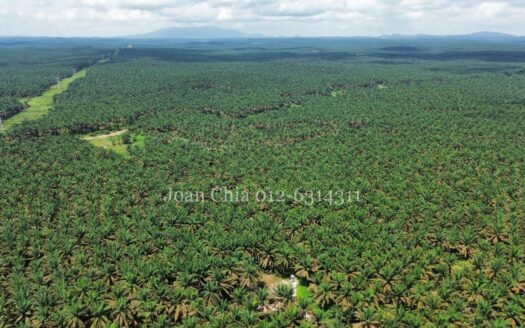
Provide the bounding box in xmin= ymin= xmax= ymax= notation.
xmin=3 ymin=70 xmax=87 ymax=131
xmin=132 ymin=134 xmax=146 ymax=148
xmin=89 ymin=137 xmax=129 ymax=158
xmin=296 ymin=279 xmax=312 ymax=301
xmin=82 ymin=130 xmax=145 ymax=159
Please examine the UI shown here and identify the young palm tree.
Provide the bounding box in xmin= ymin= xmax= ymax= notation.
xmin=87 ymin=302 xmax=109 ymax=328
xmin=294 ymin=256 xmax=318 ymax=280
xmin=236 ymin=263 xmax=261 ymax=289
xmin=465 ymin=278 xmax=486 ymax=305
xmin=504 ymin=295 xmax=524 ymax=327
xmin=270 ymin=311 xmax=293 ymax=328
xmin=210 ymin=311 xmax=232 ymax=328
xmin=61 ymin=299 xmax=86 ymax=328
xmin=231 ymin=287 xmax=246 ymax=302
xmin=310 ymin=307 xmax=327 ymax=327
xmin=282 ymin=304 xmax=302 ymax=326
xmin=375 ymin=263 xmax=400 ymax=296
xmin=107 ymin=293 xmax=135 ymax=327
xmin=336 ymin=282 xmax=354 ymax=311
xmin=487 ymin=257 xmax=505 ymax=281
xmin=274 ymin=247 xmax=297 ymax=274
xmin=314 ymin=282 xmax=336 ymax=309
xmin=237 ymin=308 xmax=259 ymax=327
xmin=204 ymin=268 xmax=235 ymax=299
xmin=174 ymin=272 xmax=198 ymax=290
xmin=256 ymin=248 xmax=276 ymax=270
xmin=31 ymin=288 xmax=55 ymax=328
xmin=138 ymin=299 xmax=160 ymax=325
xmin=173 ymin=301 xmax=196 ymax=323
xmin=354 ymin=307 xmax=380 ymax=328
xmin=202 ymin=281 xmax=222 ymax=307
xmin=256 ymin=287 xmax=269 ymax=303
xmin=13 ymin=293 xmax=32 ymax=326
xmin=275 ymin=284 xmax=294 ymax=306
xmin=180 ymin=316 xmax=198 ymax=328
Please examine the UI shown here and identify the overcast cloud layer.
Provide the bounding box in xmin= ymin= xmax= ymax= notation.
xmin=1 ymin=0 xmax=525 ymax=37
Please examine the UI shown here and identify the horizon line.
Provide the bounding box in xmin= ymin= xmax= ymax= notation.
xmin=1 ymin=31 xmax=524 ymax=40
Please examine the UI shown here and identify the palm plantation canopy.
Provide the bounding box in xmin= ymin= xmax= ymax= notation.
xmin=0 ymin=38 xmax=524 ymax=327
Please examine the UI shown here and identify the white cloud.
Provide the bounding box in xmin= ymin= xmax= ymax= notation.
xmin=476 ymin=2 xmax=509 ymax=18
xmin=1 ymin=0 xmax=525 ymax=37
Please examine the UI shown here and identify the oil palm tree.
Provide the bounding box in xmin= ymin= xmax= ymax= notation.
xmin=61 ymin=299 xmax=86 ymax=328
xmin=354 ymin=307 xmax=380 ymax=328
xmin=275 ymin=284 xmax=294 ymax=306
xmin=87 ymin=302 xmax=109 ymax=328
xmin=202 ymin=281 xmax=222 ymax=306
xmin=314 ymin=282 xmax=336 ymax=309
xmin=206 ymin=268 xmax=235 ymax=298
xmin=107 ymin=293 xmax=135 ymax=327
xmin=275 ymin=247 xmax=296 ymax=274
xmin=236 ymin=263 xmax=261 ymax=289
xmin=256 ymin=247 xmax=276 ymax=270
xmin=336 ymin=282 xmax=355 ymax=311
xmin=294 ymin=256 xmax=319 ymax=280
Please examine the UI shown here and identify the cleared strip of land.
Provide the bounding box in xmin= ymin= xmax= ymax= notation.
xmin=3 ymin=70 xmax=87 ymax=131
xmin=82 ymin=129 xmax=128 ymax=141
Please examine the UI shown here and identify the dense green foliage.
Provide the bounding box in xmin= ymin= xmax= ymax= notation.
xmin=0 ymin=44 xmax=110 ymax=120
xmin=0 ymin=39 xmax=524 ymax=327
xmin=0 ymin=97 xmax=24 ymax=120
xmin=0 ymin=46 xmax=108 ymax=97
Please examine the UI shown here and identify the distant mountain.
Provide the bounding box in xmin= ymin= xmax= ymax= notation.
xmin=129 ymin=26 xmax=265 ymax=39
xmin=465 ymin=31 xmax=517 ymax=39
xmin=127 ymin=27 xmax=523 ymax=41
xmin=383 ymin=31 xmax=522 ymax=42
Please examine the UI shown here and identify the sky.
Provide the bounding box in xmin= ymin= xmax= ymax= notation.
xmin=1 ymin=0 xmax=524 ymax=37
